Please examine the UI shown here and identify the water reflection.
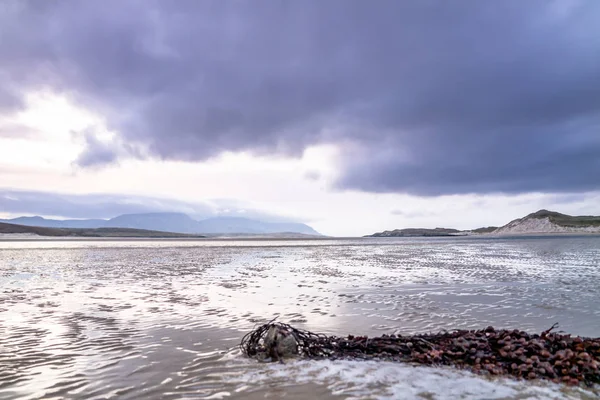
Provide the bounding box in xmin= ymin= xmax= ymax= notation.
xmin=1 ymin=237 xmax=599 ymax=399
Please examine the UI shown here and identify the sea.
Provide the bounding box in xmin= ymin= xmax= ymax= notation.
xmin=1 ymin=236 xmax=599 ymax=399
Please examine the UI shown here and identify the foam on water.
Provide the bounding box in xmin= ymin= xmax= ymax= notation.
xmin=226 ymin=358 xmax=598 ymax=400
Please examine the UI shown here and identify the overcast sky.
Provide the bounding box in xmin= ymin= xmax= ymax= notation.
xmin=1 ymin=0 xmax=599 ymax=236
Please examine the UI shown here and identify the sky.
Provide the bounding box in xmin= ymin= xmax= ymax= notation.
xmin=1 ymin=0 xmax=599 ymax=236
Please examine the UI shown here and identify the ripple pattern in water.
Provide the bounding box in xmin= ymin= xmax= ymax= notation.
xmin=1 ymin=237 xmax=599 ymax=399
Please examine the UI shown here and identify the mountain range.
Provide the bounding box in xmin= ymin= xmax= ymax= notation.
xmin=0 ymin=213 xmax=321 ymax=236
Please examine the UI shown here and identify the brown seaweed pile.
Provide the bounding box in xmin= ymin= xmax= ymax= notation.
xmin=240 ymin=322 xmax=600 ymax=386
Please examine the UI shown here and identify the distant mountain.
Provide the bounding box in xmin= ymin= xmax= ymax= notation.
xmin=0 ymin=213 xmax=321 ymax=236
xmin=106 ymin=213 xmax=201 ymax=233
xmin=493 ymin=210 xmax=600 ymax=235
xmin=366 ymin=227 xmax=463 ymax=237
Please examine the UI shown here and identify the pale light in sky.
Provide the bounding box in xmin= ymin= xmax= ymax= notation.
xmin=2 ymin=2 xmax=599 ymax=236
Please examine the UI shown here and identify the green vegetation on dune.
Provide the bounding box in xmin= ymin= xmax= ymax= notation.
xmin=0 ymin=222 xmax=205 ymax=238
xmin=528 ymin=210 xmax=600 ymax=228
xmin=367 ymin=227 xmax=462 ymax=237
xmin=471 ymin=226 xmax=498 ymax=234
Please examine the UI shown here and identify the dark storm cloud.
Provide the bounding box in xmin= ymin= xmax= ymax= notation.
xmin=1 ymin=0 xmax=599 ymax=194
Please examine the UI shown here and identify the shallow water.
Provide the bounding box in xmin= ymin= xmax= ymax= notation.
xmin=1 ymin=236 xmax=599 ymax=399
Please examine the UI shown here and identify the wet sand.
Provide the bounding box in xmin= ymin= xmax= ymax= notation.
xmin=1 ymin=237 xmax=599 ymax=399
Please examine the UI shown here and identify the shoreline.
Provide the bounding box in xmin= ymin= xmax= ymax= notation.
xmin=482 ymin=231 xmax=600 ymax=238
xmin=2 ymin=233 xmax=600 ymax=243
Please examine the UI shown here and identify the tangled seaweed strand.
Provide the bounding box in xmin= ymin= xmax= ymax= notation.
xmin=240 ymin=322 xmax=600 ymax=386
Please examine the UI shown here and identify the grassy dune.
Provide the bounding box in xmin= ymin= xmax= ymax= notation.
xmin=528 ymin=210 xmax=600 ymax=227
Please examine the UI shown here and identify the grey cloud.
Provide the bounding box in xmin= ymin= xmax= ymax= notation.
xmin=73 ymin=128 xmax=143 ymax=167
xmin=0 ymin=189 xmax=211 ymax=219
xmin=0 ymin=188 xmax=304 ymax=222
xmin=337 ymin=121 xmax=600 ymax=195
xmin=75 ymin=131 xmax=120 ymax=167
xmin=206 ymin=198 xmax=301 ymax=223
xmin=304 ymin=170 xmax=321 ymax=181
xmin=1 ymin=1 xmax=599 ymax=194
xmin=0 ymin=85 xmax=23 ymax=114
